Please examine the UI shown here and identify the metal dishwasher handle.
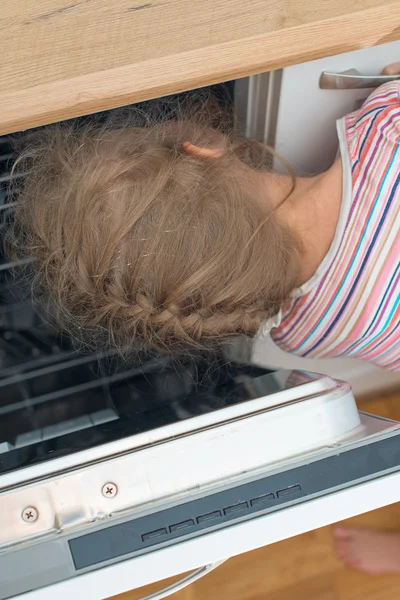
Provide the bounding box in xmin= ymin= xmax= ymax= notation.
xmin=319 ymin=69 xmax=400 ymax=90
xmin=138 ymin=559 xmax=227 ymax=600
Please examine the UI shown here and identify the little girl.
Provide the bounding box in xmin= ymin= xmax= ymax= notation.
xmin=7 ymin=61 xmax=400 ymax=573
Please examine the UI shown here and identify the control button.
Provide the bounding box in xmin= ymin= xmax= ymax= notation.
xmin=142 ymin=528 xmax=168 ymax=542
xmin=196 ymin=511 xmax=222 ymax=524
xmin=169 ymin=519 xmax=195 ymax=533
xmin=250 ymin=493 xmax=275 ymax=507
xmin=223 ymin=502 xmax=248 ymax=516
xmin=277 ymin=485 xmax=302 ymax=498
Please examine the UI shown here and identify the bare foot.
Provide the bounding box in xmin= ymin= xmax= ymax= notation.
xmin=334 ymin=526 xmax=400 ymax=574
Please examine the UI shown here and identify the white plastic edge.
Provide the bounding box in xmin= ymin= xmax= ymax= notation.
xmin=15 ymin=469 xmax=400 ymax=600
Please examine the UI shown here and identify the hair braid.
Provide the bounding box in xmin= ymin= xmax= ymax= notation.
xmin=111 ymin=293 xmax=270 ymax=349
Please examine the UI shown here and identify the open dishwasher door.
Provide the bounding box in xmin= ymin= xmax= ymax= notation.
xmin=0 ymin=115 xmax=399 ymax=600
xmin=0 ymin=363 xmax=399 ymax=600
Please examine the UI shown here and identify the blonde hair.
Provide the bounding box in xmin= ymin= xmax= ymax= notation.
xmin=7 ymin=108 xmax=302 ymax=354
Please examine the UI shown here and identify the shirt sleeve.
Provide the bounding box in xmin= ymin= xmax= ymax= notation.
xmin=360 ymin=81 xmax=400 ymax=114
xmin=345 ymin=81 xmax=400 ymax=150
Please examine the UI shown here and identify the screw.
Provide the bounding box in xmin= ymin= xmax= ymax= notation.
xmin=22 ymin=506 xmax=38 ymax=523
xmin=102 ymin=482 xmax=118 ymax=498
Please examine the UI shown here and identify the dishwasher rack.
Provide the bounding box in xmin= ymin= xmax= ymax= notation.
xmin=0 ymin=134 xmax=172 ymax=456
xmin=0 ymin=81 xmax=257 ymax=474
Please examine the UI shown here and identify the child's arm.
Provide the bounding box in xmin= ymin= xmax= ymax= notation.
xmin=359 ymin=62 xmax=400 ymax=112
xmin=382 ymin=61 xmax=400 ymax=76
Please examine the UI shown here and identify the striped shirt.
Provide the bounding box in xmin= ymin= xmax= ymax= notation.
xmin=271 ymin=82 xmax=400 ymax=372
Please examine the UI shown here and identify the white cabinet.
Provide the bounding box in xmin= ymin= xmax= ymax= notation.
xmin=237 ymin=39 xmax=400 ymax=175
xmin=274 ymin=40 xmax=400 ymax=174
xmin=236 ymin=40 xmax=400 ymax=395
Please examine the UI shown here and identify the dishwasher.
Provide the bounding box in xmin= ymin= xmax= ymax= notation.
xmin=0 ymin=86 xmax=400 ymax=600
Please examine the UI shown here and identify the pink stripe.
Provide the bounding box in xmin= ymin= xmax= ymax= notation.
xmin=277 ymin=108 xmax=400 ymax=349
xmin=272 ymin=83 xmax=400 ymax=372
xmin=332 ymin=240 xmax=400 ymax=355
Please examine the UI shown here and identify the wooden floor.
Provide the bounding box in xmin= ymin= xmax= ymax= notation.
xmin=112 ymin=390 xmax=400 ymax=600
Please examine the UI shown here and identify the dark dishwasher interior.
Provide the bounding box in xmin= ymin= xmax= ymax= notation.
xmin=0 ymin=83 xmax=276 ymax=475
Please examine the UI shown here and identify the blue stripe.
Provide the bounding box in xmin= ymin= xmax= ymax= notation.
xmin=358 ymin=111 xmax=380 ymax=156
xmin=356 ymin=307 xmax=400 ymax=361
xmin=303 ymin=165 xmax=400 ymax=356
xmin=297 ymin=145 xmax=399 ymax=355
xmin=356 ymin=291 xmax=400 ymax=357
xmin=347 ymin=106 xmax=384 ymax=131
xmin=347 ymin=86 xmax=400 ymax=132
xmin=344 ymin=262 xmax=400 ymax=353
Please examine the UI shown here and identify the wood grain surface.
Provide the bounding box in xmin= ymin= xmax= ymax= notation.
xmin=1 ymin=0 xmax=400 ymax=134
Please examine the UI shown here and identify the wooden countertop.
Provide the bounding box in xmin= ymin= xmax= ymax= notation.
xmin=1 ymin=0 xmax=400 ymax=135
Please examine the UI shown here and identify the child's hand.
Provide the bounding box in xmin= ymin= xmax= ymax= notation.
xmin=382 ymin=62 xmax=400 ymax=75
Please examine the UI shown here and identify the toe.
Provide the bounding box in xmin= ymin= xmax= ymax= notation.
xmin=334 ymin=527 xmax=353 ymax=539
xmin=336 ymin=545 xmax=360 ymax=568
xmin=336 ymin=550 xmax=349 ymax=563
xmin=335 ymin=542 xmax=352 ymax=563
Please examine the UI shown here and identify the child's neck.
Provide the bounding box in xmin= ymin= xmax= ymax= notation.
xmin=258 ymin=159 xmax=343 ymax=287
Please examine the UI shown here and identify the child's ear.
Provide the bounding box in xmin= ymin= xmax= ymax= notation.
xmin=182 ymin=142 xmax=224 ymax=159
